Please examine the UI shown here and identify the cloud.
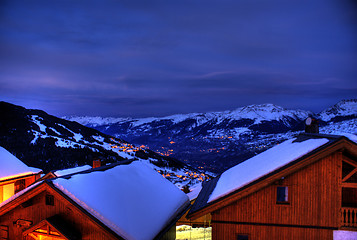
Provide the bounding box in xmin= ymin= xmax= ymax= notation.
xmin=0 ymin=0 xmax=356 ymax=117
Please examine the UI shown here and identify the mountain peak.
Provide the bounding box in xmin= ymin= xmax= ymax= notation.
xmin=228 ymin=103 xmax=309 ymax=124
xmin=319 ymin=99 xmax=357 ymax=121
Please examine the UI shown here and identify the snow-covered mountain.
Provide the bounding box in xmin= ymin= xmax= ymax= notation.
xmin=64 ymin=104 xmax=309 ymax=172
xmin=0 ymin=102 xmax=209 ymax=189
xmin=69 ymin=103 xmax=310 ymax=129
xmin=66 ymin=100 xmax=357 ymax=173
xmin=318 ymin=99 xmax=357 ymax=121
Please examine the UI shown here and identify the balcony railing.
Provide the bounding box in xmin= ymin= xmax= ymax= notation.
xmin=341 ymin=207 xmax=357 ymax=228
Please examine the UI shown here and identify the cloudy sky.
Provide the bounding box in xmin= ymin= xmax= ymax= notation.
xmin=1 ymin=0 xmax=356 ymax=117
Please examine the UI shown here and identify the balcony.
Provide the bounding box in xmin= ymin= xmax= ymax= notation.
xmin=341 ymin=207 xmax=357 ymax=229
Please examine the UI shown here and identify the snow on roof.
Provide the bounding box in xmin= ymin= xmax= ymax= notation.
xmin=0 ymin=146 xmax=42 ymax=181
xmin=187 ymin=182 xmax=203 ymax=201
xmin=53 ymin=165 xmax=92 ymax=177
xmin=339 ymin=133 xmax=357 ymax=144
xmin=53 ymin=161 xmax=189 ymax=240
xmin=208 ymin=137 xmax=329 ymax=203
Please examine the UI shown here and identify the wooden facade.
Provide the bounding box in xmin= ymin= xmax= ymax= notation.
xmin=0 ymin=182 xmax=121 ymax=240
xmin=189 ymin=135 xmax=357 ymax=240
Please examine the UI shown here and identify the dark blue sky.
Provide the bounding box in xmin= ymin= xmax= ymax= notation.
xmin=1 ymin=0 xmax=356 ymax=117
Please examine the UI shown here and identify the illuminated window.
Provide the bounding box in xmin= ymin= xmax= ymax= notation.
xmin=1 ymin=183 xmax=14 ymax=202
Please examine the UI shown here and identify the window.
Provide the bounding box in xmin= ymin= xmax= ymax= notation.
xmin=277 ymin=186 xmax=288 ymax=204
xmin=46 ymin=194 xmax=54 ymax=206
xmin=21 ymin=198 xmax=33 ymax=208
xmin=15 ymin=179 xmax=25 ymax=194
xmin=237 ymin=234 xmax=249 ymax=240
xmin=0 ymin=225 xmax=9 ymax=240
xmin=0 ymin=183 xmax=14 ymax=203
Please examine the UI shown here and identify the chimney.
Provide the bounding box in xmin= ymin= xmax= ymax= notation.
xmin=93 ymin=159 xmax=102 ymax=168
xmin=305 ymin=117 xmax=319 ymax=134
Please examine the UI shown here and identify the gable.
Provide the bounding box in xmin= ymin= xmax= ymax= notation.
xmin=52 ymin=161 xmax=190 ymax=240
xmin=0 ymin=182 xmax=121 ymax=240
xmin=213 ymin=152 xmax=342 ymax=228
xmin=209 ymin=137 xmax=330 ymax=203
xmin=189 ymin=134 xmax=357 ymax=220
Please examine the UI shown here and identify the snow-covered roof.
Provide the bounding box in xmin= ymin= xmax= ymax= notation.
xmin=189 ymin=133 xmax=357 ymax=217
xmin=0 ymin=146 xmax=42 ymax=181
xmin=53 ymin=161 xmax=190 ymax=240
xmin=187 ymin=182 xmax=203 ymax=201
xmin=53 ymin=165 xmax=92 ymax=177
xmin=208 ymin=137 xmax=329 ymax=202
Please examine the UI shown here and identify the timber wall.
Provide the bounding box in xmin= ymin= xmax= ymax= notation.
xmin=0 ymin=185 xmax=120 ymax=240
xmin=211 ymin=152 xmax=342 ymax=240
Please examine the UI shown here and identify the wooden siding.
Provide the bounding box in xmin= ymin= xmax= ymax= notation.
xmin=0 ymin=184 xmax=120 ymax=240
xmin=212 ymin=223 xmax=333 ymax=240
xmin=211 ymin=152 xmax=343 ymax=240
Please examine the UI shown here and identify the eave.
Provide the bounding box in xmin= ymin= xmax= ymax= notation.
xmin=0 ymin=172 xmax=42 ymax=184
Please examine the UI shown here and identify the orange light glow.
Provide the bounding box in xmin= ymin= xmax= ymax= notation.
xmin=0 ymin=172 xmax=35 ymax=182
xmin=1 ymin=183 xmax=14 ymax=202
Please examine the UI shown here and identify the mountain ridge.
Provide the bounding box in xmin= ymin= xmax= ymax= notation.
xmin=65 ymin=99 xmax=357 ymax=173
xmin=0 ymin=101 xmax=208 ymax=189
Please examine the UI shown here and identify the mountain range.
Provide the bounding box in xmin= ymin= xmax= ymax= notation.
xmin=66 ymin=99 xmax=357 ymax=173
xmin=0 ymin=101 xmax=208 ymax=189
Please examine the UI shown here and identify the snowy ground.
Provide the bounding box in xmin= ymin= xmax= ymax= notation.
xmin=176 ymin=225 xmax=212 ymax=240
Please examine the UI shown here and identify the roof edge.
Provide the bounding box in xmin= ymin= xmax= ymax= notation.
xmin=154 ymin=200 xmax=191 ymax=240
xmin=46 ymin=181 xmax=125 ymax=240
xmin=188 ymin=134 xmax=354 ymax=219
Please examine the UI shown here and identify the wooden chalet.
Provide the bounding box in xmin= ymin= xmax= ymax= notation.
xmin=0 ymin=161 xmax=190 ymax=240
xmin=188 ymin=133 xmax=357 ymax=240
xmin=0 ymin=146 xmax=42 ymax=204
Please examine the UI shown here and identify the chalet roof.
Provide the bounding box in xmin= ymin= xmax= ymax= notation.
xmin=0 ymin=146 xmax=42 ymax=181
xmin=0 ymin=161 xmax=190 ymax=240
xmin=189 ymin=133 xmax=357 ymax=217
xmin=52 ymin=161 xmax=190 ymax=240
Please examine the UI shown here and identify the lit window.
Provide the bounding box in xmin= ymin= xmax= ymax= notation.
xmin=1 ymin=183 xmax=14 ymax=202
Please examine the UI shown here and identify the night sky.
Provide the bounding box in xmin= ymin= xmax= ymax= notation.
xmin=1 ymin=0 xmax=356 ymax=118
